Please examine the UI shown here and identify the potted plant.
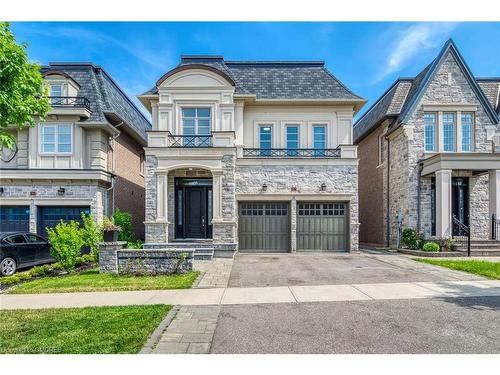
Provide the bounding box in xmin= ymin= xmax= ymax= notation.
xmin=440 ymin=237 xmax=455 ymax=252
xmin=102 ymin=217 xmax=122 ymax=242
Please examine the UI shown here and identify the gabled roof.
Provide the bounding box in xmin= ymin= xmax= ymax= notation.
xmin=42 ymin=63 xmax=151 ymax=142
xmin=354 ymin=39 xmax=500 ymax=143
xmin=141 ymin=56 xmax=365 ymax=110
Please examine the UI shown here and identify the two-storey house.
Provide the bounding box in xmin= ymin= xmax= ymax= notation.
xmin=354 ymin=40 xmax=500 ymax=249
xmin=0 ymin=63 xmax=151 ymax=239
xmin=139 ymin=56 xmax=365 ymax=257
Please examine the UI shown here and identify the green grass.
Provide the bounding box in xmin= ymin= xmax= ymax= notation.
xmin=8 ymin=268 xmax=200 ymax=294
xmin=0 ymin=305 xmax=170 ymax=354
xmin=414 ymin=258 xmax=500 ymax=279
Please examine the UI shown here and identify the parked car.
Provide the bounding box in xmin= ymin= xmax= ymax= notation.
xmin=0 ymin=232 xmax=53 ymax=276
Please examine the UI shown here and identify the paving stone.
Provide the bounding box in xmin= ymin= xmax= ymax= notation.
xmin=159 ymin=333 xmax=183 ymax=343
xmin=153 ymin=342 xmax=189 ymax=354
xmin=187 ymin=343 xmax=211 ymax=354
xmin=181 ymin=332 xmax=214 ymax=343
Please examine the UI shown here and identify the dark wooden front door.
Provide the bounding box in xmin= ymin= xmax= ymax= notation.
xmin=185 ymin=188 xmax=207 ymax=238
xmin=452 ymin=177 xmax=469 ymax=235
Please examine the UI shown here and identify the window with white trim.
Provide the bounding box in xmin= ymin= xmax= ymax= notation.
xmin=312 ymin=125 xmax=326 ymax=156
xmin=378 ymin=134 xmax=384 ymax=165
xmin=423 ymin=113 xmax=437 ymax=152
xmin=461 ymin=112 xmax=474 ymax=152
xmin=286 ymin=125 xmax=299 ymax=156
xmin=259 ymin=125 xmax=272 ymax=156
xmin=40 ymin=124 xmax=73 ymax=154
xmin=442 ymin=112 xmax=455 ymax=152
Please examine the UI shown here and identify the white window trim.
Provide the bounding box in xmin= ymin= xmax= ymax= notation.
xmin=180 ymin=106 xmax=212 ymax=136
xmin=284 ymin=123 xmax=300 ymax=149
xmin=442 ymin=112 xmax=456 ymax=152
xmin=49 ymin=83 xmax=68 ymax=96
xmin=423 ymin=112 xmax=438 ymax=153
xmin=377 ymin=134 xmax=384 ymax=166
xmin=39 ymin=123 xmax=73 ymax=155
xmin=312 ymin=124 xmax=327 ymax=150
xmin=460 ymin=112 xmax=475 ymax=152
xmin=259 ymin=124 xmax=273 ymax=149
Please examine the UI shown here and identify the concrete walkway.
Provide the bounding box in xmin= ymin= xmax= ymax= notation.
xmin=2 ymin=279 xmax=499 ymax=310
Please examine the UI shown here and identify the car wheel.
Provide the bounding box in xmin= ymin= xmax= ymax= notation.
xmin=1 ymin=257 xmax=17 ymax=276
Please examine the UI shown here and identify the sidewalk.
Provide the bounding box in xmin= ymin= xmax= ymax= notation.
xmin=1 ymin=279 xmax=499 ymax=310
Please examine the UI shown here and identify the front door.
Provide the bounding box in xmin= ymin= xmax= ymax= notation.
xmin=175 ymin=178 xmax=213 ymax=239
xmin=452 ymin=177 xmax=469 ymax=235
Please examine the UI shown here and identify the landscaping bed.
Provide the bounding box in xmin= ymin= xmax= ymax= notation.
xmin=6 ymin=268 xmax=200 ymax=294
xmin=414 ymin=258 xmax=500 ymax=279
xmin=398 ymin=249 xmax=463 ymax=257
xmin=0 ymin=305 xmax=171 ymax=354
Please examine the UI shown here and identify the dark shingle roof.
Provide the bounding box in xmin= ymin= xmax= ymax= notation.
xmin=142 ymin=56 xmax=364 ymax=103
xmin=354 ymin=40 xmax=500 ymax=143
xmin=42 ymin=63 xmax=151 ymax=141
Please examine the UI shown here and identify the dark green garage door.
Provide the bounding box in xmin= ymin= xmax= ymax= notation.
xmin=297 ymin=202 xmax=348 ymax=251
xmin=38 ymin=206 xmax=90 ymax=238
xmin=239 ymin=202 xmax=290 ymax=252
xmin=0 ymin=206 xmax=30 ymax=232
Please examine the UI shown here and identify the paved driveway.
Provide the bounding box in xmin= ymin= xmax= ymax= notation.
xmin=211 ymin=296 xmax=500 ymax=354
xmin=228 ymin=252 xmax=482 ymax=287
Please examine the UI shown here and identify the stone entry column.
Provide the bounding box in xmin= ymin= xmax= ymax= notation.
xmin=436 ymin=169 xmax=452 ymax=238
xmin=212 ymin=170 xmax=223 ymax=220
xmin=489 ymin=169 xmax=500 ymax=225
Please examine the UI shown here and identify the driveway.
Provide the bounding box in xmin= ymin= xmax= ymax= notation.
xmin=228 ymin=252 xmax=482 ymax=287
xmin=211 ymin=296 xmax=500 ymax=354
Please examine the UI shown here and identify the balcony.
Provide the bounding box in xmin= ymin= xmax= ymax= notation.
xmin=48 ymin=96 xmax=92 ymax=118
xmin=242 ymin=148 xmax=342 ymax=158
xmin=168 ymin=134 xmax=213 ymax=147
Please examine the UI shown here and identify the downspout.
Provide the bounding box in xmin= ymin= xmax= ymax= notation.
xmin=385 ymin=134 xmax=391 ymax=247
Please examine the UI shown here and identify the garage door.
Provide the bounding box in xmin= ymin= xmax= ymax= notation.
xmin=38 ymin=206 xmax=90 ymax=238
xmin=297 ymin=202 xmax=348 ymax=251
xmin=239 ymin=202 xmax=290 ymax=252
xmin=0 ymin=206 xmax=30 ymax=232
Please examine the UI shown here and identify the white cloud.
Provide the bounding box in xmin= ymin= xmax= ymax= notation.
xmin=376 ymin=23 xmax=457 ymax=82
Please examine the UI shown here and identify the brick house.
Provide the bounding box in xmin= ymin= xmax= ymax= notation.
xmin=0 ymin=63 xmax=151 ymax=239
xmin=138 ymin=56 xmax=365 ymax=257
xmin=354 ymin=39 xmax=500 ymax=248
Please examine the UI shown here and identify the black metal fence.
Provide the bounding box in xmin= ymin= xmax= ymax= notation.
xmin=452 ymin=215 xmax=471 ymax=257
xmin=168 ymin=135 xmax=213 ymax=147
xmin=243 ymin=148 xmax=341 ymax=158
xmin=49 ymin=96 xmax=91 ymax=110
xmin=492 ymin=214 xmax=500 ymax=241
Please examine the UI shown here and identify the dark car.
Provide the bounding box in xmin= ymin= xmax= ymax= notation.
xmin=0 ymin=232 xmax=53 ymax=276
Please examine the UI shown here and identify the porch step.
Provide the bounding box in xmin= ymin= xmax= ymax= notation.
xmin=143 ymin=243 xmax=215 ymax=260
xmin=454 ymin=240 xmax=500 ymax=256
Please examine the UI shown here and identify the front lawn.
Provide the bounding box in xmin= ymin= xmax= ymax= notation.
xmin=0 ymin=305 xmax=170 ymax=354
xmin=7 ymin=268 xmax=199 ymax=294
xmin=414 ymin=258 xmax=500 ymax=279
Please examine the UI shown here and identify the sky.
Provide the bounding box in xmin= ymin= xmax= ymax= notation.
xmin=10 ymin=22 xmax=500 ymax=120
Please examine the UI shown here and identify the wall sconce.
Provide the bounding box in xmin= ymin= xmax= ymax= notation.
xmin=262 ymin=183 xmax=268 ymax=192
xmin=57 ymin=187 xmax=66 ymax=196
xmin=0 ymin=187 xmax=4 ymax=195
xmin=320 ymin=183 xmax=327 ymax=192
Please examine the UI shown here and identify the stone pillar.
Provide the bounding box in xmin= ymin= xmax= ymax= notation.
xmin=212 ymin=170 xmax=223 ymax=220
xmin=99 ymin=241 xmax=126 ymax=273
xmin=290 ymin=198 xmax=297 ymax=253
xmin=156 ymin=172 xmax=168 ymax=221
xmin=489 ymin=169 xmax=500 ymax=225
xmin=436 ymin=169 xmax=452 ymax=238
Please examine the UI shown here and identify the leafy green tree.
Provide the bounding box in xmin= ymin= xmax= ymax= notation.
xmin=47 ymin=221 xmax=84 ymax=273
xmin=0 ymin=22 xmax=50 ymax=150
xmin=113 ymin=209 xmax=136 ymax=244
xmin=80 ymin=213 xmax=103 ymax=259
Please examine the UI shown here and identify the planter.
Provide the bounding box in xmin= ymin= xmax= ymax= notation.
xmin=103 ymin=230 xmax=119 ymax=242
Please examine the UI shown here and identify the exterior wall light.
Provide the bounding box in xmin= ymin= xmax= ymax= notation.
xmin=320 ymin=183 xmax=327 ymax=191
xmin=57 ymin=187 xmax=66 ymax=196
xmin=262 ymin=183 xmax=268 ymax=192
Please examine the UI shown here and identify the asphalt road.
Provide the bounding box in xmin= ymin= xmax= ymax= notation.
xmin=211 ymin=296 xmax=500 ymax=354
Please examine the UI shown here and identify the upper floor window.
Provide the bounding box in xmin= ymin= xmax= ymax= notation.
xmin=423 ymin=113 xmax=437 ymax=152
xmin=259 ymin=126 xmax=272 ymax=156
xmin=442 ymin=112 xmax=455 ymax=152
xmin=286 ymin=125 xmax=299 ymax=156
xmin=50 ymin=84 xmax=63 ymax=97
xmin=461 ymin=113 xmax=474 ymax=152
xmin=378 ymin=134 xmax=384 ymax=165
xmin=40 ymin=124 xmax=72 ymax=154
xmin=182 ymin=107 xmax=211 ymax=135
xmin=313 ymin=125 xmax=326 ymax=156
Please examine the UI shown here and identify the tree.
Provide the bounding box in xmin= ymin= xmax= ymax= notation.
xmin=0 ymin=22 xmax=50 ymax=151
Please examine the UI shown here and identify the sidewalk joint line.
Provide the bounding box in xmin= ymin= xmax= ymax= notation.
xmin=219 ymin=288 xmax=227 ymax=305
xmin=288 ymin=286 xmax=299 ymax=303
xmin=351 ymin=285 xmax=375 ymax=300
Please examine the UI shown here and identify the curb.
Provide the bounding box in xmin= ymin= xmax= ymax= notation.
xmin=139 ymin=305 xmax=180 ymax=354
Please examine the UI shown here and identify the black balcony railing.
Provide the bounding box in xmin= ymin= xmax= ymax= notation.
xmin=168 ymin=134 xmax=213 ymax=147
xmin=452 ymin=215 xmax=471 ymax=257
xmin=243 ymin=148 xmax=341 ymax=158
xmin=49 ymin=96 xmax=91 ymax=111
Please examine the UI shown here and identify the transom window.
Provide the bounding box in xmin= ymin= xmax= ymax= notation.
xmin=298 ymin=203 xmax=345 ymax=216
xmin=240 ymin=203 xmax=288 ymax=216
xmin=259 ymin=126 xmax=272 ymax=156
xmin=461 ymin=113 xmax=474 ymax=152
xmin=442 ymin=112 xmax=455 ymax=152
xmin=286 ymin=125 xmax=299 ymax=156
xmin=423 ymin=113 xmax=437 ymax=152
xmin=313 ymin=125 xmax=326 ymax=156
xmin=40 ymin=124 xmax=72 ymax=154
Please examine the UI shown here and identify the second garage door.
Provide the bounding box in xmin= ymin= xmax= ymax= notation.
xmin=297 ymin=202 xmax=348 ymax=251
xmin=238 ymin=202 xmax=290 ymax=252
xmin=37 ymin=206 xmax=91 ymax=238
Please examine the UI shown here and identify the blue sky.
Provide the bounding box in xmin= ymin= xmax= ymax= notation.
xmin=11 ymin=22 xmax=500 ymax=120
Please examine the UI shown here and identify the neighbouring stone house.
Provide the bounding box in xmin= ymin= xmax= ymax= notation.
xmin=138 ymin=56 xmax=365 ymax=256
xmin=354 ymin=39 xmax=500 ymax=248
xmin=0 ymin=63 xmax=151 ymax=239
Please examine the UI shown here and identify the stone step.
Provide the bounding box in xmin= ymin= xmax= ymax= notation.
xmin=143 ymin=243 xmax=214 ymax=260
xmin=454 ymin=249 xmax=500 ymax=256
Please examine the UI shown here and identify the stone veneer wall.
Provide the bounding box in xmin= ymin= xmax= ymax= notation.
xmin=0 ymin=183 xmax=107 ymax=233
xmin=384 ymin=50 xmax=497 ymax=245
xmin=235 ymin=164 xmax=359 ymax=252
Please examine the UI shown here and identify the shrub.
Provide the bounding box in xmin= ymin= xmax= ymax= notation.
xmin=80 ymin=213 xmax=103 ymax=259
xmin=113 ymin=209 xmax=135 ymax=243
xmin=47 ymin=220 xmax=85 ymax=273
xmin=401 ymin=228 xmax=424 ymax=250
xmin=422 ymin=242 xmax=440 ymax=252
xmin=0 ymin=271 xmax=31 ymax=286
xmin=29 ymin=264 xmax=51 ymax=277
xmin=126 ymin=240 xmax=143 ymax=249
